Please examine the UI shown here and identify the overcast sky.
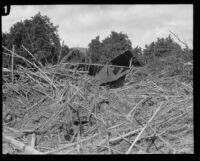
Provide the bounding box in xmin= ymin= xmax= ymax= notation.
xmin=2 ymin=5 xmax=193 ymax=49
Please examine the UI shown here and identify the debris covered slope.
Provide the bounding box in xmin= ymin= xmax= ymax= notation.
xmin=3 ymin=50 xmax=193 ymax=154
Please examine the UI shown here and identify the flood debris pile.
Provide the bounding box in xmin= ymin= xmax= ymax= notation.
xmin=3 ymin=50 xmax=193 ymax=154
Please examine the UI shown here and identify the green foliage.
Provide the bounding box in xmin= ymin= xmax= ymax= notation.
xmin=141 ymin=35 xmax=193 ymax=84
xmin=67 ymin=49 xmax=86 ymax=63
xmin=88 ymin=31 xmax=132 ymax=64
xmin=2 ymin=12 xmax=61 ymax=68
xmin=59 ymin=45 xmax=70 ymax=63
xmin=131 ymin=46 xmax=146 ymax=66
xmin=182 ymin=48 xmax=193 ymax=62
xmin=132 ymin=46 xmax=142 ymax=55
xmin=102 ymin=31 xmax=132 ymax=62
xmin=143 ymin=35 xmax=183 ymax=63
xmin=2 ymin=33 xmax=11 ymax=68
xmin=88 ymin=36 xmax=103 ymax=63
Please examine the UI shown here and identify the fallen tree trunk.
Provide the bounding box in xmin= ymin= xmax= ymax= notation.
xmin=3 ymin=135 xmax=44 ymax=154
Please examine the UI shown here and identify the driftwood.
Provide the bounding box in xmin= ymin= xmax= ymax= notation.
xmin=3 ymin=135 xmax=43 ymax=154
xmin=2 ymin=45 xmax=193 ymax=154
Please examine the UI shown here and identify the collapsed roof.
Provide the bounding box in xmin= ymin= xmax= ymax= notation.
xmin=88 ymin=50 xmax=143 ymax=88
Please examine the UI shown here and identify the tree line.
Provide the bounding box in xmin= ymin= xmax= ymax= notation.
xmin=2 ymin=12 xmax=192 ymax=69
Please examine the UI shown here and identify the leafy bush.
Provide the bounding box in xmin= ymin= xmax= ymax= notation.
xmin=143 ymin=35 xmax=183 ymax=63
xmin=2 ymin=12 xmax=62 ymax=68
xmin=88 ymin=31 xmax=132 ymax=64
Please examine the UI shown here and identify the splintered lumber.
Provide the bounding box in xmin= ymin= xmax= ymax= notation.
xmin=3 ymin=135 xmax=44 ymax=154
